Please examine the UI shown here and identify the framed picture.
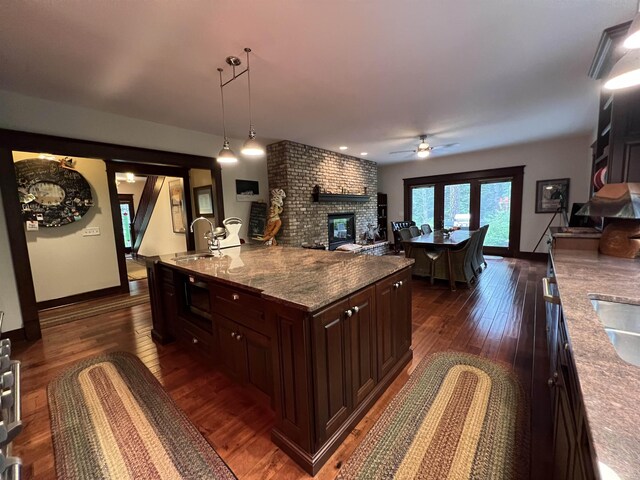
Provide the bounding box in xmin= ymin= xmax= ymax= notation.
xmin=193 ymin=185 xmax=214 ymax=216
xmin=236 ymin=179 xmax=261 ymax=202
xmin=536 ymin=178 xmax=570 ymax=213
xmin=168 ymin=179 xmax=186 ymax=233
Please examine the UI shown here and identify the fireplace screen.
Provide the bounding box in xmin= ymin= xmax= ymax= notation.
xmin=328 ymin=213 xmax=355 ymax=250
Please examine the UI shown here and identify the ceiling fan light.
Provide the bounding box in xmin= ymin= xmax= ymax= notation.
xmin=217 ymin=140 xmax=238 ymax=164
xmin=417 ymin=150 xmax=430 ymax=159
xmin=418 ymin=141 xmax=430 ymax=150
xmin=241 ymin=129 xmax=265 ymax=156
xmin=624 ymin=13 xmax=640 ymax=49
xmin=604 ymin=50 xmax=640 ymax=90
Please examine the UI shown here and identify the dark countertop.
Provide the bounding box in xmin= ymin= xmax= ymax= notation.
xmin=157 ymin=244 xmax=414 ymax=312
xmin=550 ymin=249 xmax=640 ymax=480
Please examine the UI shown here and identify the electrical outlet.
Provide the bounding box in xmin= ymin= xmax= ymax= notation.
xmin=83 ymin=227 xmax=100 ymax=236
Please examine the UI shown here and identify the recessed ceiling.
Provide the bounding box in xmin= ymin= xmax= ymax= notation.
xmin=0 ymin=1 xmax=635 ymax=164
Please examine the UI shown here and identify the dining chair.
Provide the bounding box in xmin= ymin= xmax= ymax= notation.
xmin=398 ymin=228 xmax=413 ymax=242
xmin=409 ymin=225 xmax=421 ymax=238
xmin=405 ymin=245 xmax=442 ymax=284
xmin=472 ymin=225 xmax=489 ymax=274
xmin=420 ymin=224 xmax=432 ymax=235
xmin=432 ymin=230 xmax=480 ymax=287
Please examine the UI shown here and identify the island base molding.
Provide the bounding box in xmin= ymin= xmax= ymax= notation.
xmin=272 ymin=348 xmax=412 ymax=475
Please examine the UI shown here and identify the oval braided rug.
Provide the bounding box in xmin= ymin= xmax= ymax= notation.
xmin=337 ymin=352 xmax=529 ymax=480
xmin=48 ymin=352 xmax=236 ymax=480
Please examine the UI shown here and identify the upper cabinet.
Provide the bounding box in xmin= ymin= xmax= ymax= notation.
xmin=589 ymin=21 xmax=640 ymax=194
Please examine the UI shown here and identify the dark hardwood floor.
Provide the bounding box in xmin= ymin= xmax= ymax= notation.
xmin=13 ymin=258 xmax=552 ymax=479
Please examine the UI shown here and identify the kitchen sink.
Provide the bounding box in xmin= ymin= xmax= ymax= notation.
xmin=172 ymin=252 xmax=219 ymax=262
xmin=590 ymin=297 xmax=640 ymax=367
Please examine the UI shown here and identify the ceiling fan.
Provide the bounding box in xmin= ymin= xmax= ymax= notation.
xmin=389 ymin=135 xmax=459 ymax=158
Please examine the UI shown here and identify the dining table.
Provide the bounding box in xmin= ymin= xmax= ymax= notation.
xmin=402 ymin=229 xmax=476 ymax=291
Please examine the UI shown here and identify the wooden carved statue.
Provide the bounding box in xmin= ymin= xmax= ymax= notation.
xmin=255 ymin=189 xmax=286 ymax=246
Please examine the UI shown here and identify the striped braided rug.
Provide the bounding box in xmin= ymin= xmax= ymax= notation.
xmin=338 ymin=352 xmax=528 ymax=480
xmin=48 ymin=352 xmax=236 ymax=479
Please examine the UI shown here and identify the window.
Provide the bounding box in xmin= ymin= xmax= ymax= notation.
xmin=404 ymin=166 xmax=523 ymax=256
xmin=410 ymin=185 xmax=435 ymax=230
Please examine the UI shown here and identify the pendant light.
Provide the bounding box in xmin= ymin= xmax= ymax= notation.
xmin=604 ymin=49 xmax=640 ymax=90
xmin=624 ymin=12 xmax=640 ymax=50
xmin=241 ymin=48 xmax=265 ymax=157
xmin=605 ymin=12 xmax=640 ymax=90
xmin=217 ymin=67 xmax=238 ymax=164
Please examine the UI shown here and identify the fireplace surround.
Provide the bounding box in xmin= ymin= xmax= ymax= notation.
xmin=328 ymin=213 xmax=355 ymax=250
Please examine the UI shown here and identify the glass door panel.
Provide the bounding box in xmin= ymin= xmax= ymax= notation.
xmin=120 ymin=203 xmax=133 ymax=249
xmin=411 ymin=185 xmax=435 ymax=231
xmin=443 ymin=183 xmax=471 ymax=230
xmin=480 ymin=180 xmax=512 ymax=247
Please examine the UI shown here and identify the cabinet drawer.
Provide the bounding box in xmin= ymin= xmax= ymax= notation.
xmin=181 ymin=321 xmax=214 ymax=358
xmin=212 ymin=284 xmax=265 ymax=332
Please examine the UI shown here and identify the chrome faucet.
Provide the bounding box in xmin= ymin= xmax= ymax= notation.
xmin=190 ymin=216 xmax=214 ymax=234
xmin=190 ymin=217 xmax=226 ymax=254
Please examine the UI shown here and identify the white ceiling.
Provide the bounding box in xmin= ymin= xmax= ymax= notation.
xmin=0 ymin=1 xmax=636 ymax=164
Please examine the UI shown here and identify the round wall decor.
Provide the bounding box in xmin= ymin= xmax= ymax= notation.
xmin=15 ymin=158 xmax=94 ymax=227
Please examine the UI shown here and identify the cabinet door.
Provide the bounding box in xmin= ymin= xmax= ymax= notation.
xmin=313 ymin=299 xmax=351 ymax=446
xmin=242 ymin=326 xmax=273 ymax=398
xmin=552 ymin=368 xmax=576 ymax=480
xmin=214 ymin=314 xmax=247 ymax=381
xmin=161 ymin=282 xmax=178 ymax=338
xmin=394 ymin=270 xmax=412 ymax=357
xmin=348 ymin=286 xmax=377 ymax=407
xmin=376 ymin=275 xmax=397 ymax=380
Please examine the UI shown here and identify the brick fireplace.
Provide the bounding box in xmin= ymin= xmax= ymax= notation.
xmin=267 ymin=140 xmax=377 ymax=247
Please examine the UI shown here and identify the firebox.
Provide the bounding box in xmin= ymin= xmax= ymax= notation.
xmin=328 ymin=213 xmax=355 ymax=250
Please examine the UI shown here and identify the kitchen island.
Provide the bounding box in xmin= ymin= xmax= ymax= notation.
xmin=146 ymin=245 xmax=414 ymax=474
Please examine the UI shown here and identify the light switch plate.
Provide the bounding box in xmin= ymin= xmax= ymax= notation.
xmin=83 ymin=227 xmax=100 ymax=236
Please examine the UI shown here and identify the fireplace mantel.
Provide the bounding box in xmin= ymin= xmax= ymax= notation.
xmin=312 ymin=192 xmax=370 ymax=203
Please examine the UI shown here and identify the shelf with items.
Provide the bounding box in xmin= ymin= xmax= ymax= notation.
xmin=377 ymin=192 xmax=388 ymax=241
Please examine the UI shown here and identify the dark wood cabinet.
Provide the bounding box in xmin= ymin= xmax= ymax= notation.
xmin=544 ymin=258 xmax=597 ymax=480
xmin=375 ymin=269 xmax=412 ymax=380
xmin=313 ymin=298 xmax=352 ymax=444
xmin=348 ymin=287 xmax=377 ymax=407
xmin=589 ymin=22 xmax=640 ymax=194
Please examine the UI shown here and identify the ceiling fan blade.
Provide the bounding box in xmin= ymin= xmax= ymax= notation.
xmin=430 ymin=143 xmax=460 ymax=151
xmin=389 ymin=149 xmax=416 ymax=154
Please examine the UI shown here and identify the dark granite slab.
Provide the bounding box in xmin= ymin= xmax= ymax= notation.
xmin=551 ymin=249 xmax=640 ymax=480
xmin=157 ymin=245 xmax=414 ymax=312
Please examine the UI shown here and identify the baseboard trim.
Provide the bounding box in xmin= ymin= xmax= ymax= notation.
xmin=1 ymin=328 xmax=26 ymax=342
xmin=517 ymin=251 xmax=548 ymax=262
xmin=37 ymin=285 xmax=125 ymax=310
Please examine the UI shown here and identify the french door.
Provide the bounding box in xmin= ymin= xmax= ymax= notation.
xmin=405 ymin=166 xmax=524 ymax=257
xmin=118 ymin=194 xmax=135 ymax=254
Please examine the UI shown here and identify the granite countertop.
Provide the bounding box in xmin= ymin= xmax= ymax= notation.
xmin=549 ymin=226 xmax=602 ymax=238
xmin=550 ymin=249 xmax=640 ymax=480
xmin=157 ymin=244 xmax=414 ymax=312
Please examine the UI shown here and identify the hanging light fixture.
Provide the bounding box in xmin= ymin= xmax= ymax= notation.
xmin=604 ymin=49 xmax=640 ymax=90
xmin=624 ymin=12 xmax=640 ymax=49
xmin=241 ymin=48 xmax=264 ymax=156
xmin=216 ymin=47 xmax=263 ymax=162
xmin=217 ymin=67 xmax=238 ymax=164
xmin=125 ymin=173 xmax=136 ymax=183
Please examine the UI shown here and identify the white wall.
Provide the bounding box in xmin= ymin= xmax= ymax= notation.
xmin=379 ymin=134 xmax=592 ymax=253
xmin=0 ymin=90 xmax=268 ymax=331
xmin=221 ymin=160 xmax=269 ymax=240
xmin=138 ymin=177 xmax=188 ymax=257
xmin=13 ymin=152 xmax=121 ymax=302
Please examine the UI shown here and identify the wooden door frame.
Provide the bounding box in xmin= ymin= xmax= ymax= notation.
xmin=404 ymin=165 xmax=525 ymax=257
xmin=0 ymin=128 xmax=223 ymax=340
